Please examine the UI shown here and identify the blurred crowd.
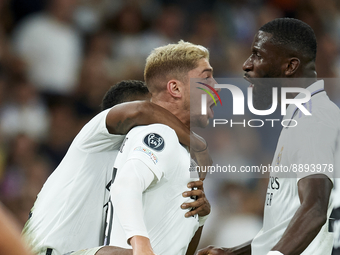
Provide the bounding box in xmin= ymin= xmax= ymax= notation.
xmin=1 ymin=0 xmax=340 ymax=249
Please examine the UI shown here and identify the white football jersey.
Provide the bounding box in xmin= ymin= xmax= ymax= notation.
xmin=108 ymin=124 xmax=200 ymax=255
xmin=252 ymin=80 xmax=340 ymax=255
xmin=23 ymin=109 xmax=125 ymax=255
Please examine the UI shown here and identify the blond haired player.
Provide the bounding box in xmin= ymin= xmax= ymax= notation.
xmin=107 ymin=41 xmax=218 ymax=255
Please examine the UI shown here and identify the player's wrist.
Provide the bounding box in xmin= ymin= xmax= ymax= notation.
xmin=198 ymin=214 xmax=209 ymax=227
xmin=267 ymin=251 xmax=284 ymax=255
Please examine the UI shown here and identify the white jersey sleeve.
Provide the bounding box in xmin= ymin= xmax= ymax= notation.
xmin=111 ymin=159 xmax=156 ymax=242
xmin=73 ymin=108 xmax=125 ymax=152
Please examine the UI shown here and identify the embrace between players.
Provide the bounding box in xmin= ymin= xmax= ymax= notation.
xmin=22 ymin=18 xmax=339 ymax=255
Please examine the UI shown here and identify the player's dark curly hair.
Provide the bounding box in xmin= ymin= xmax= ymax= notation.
xmin=259 ymin=18 xmax=317 ymax=62
xmin=101 ymin=80 xmax=149 ymax=110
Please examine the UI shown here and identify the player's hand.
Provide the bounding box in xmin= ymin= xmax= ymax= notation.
xmin=190 ymin=133 xmax=213 ymax=181
xmin=196 ymin=246 xmax=233 ymax=255
xmin=181 ymin=180 xmax=211 ymax=217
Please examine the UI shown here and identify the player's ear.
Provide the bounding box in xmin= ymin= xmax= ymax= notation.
xmin=167 ymin=79 xmax=182 ymax=98
xmin=285 ymin=57 xmax=300 ymax=76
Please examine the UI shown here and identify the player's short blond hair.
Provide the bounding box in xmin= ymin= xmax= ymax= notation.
xmin=144 ymin=40 xmax=209 ymax=93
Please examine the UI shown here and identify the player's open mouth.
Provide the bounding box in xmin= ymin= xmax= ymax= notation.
xmin=208 ymin=102 xmax=215 ymax=118
xmin=243 ymin=74 xmax=254 ymax=88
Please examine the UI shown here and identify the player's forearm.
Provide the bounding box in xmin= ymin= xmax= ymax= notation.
xmin=190 ymin=132 xmax=208 ymax=152
xmin=271 ymin=175 xmax=332 ymax=255
xmin=137 ymin=102 xmax=192 ymax=146
xmin=130 ymin=236 xmax=155 ymax=255
xmin=106 ymin=101 xmax=153 ymax=135
xmin=229 ymin=240 xmax=252 ymax=255
xmin=106 ymin=101 xmax=189 ymax=141
xmin=190 ymin=134 xmax=212 ymax=180
xmin=106 ymin=101 xmax=207 ymax=150
xmin=197 ymin=240 xmax=251 ymax=255
xmin=186 ymin=226 xmax=203 ymax=255
xmin=270 ymin=204 xmax=327 ymax=255
xmin=134 ymin=103 xmax=211 ymax=151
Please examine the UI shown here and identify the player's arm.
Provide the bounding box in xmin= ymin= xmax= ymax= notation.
xmin=186 ymin=226 xmax=203 ymax=255
xmin=190 ymin=134 xmax=213 ymax=181
xmin=184 ymin=182 xmax=251 ymax=255
xmin=196 ymin=240 xmax=252 ymax=255
xmin=106 ymin=101 xmax=207 ymax=151
xmin=110 ymin=159 xmax=157 ymax=255
xmin=269 ymin=174 xmax=332 ymax=255
xmin=181 ymin=181 xmax=210 ymax=255
xmin=0 ymin=204 xmax=33 ymax=255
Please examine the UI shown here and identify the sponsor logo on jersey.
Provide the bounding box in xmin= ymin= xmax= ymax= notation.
xmin=143 ymin=133 xmax=165 ymax=151
xmin=134 ymin=146 xmax=158 ymax=164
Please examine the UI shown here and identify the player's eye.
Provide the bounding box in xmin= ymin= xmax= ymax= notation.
xmin=254 ymin=52 xmax=261 ymax=58
xmin=252 ymin=51 xmax=261 ymax=58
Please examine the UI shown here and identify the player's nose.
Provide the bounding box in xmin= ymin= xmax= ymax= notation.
xmin=212 ymin=78 xmax=221 ymax=93
xmin=243 ymin=56 xmax=253 ymax=72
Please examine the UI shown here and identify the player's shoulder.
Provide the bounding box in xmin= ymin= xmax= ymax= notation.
xmin=73 ymin=108 xmax=124 ymax=149
xmin=297 ymin=96 xmax=340 ymax=131
xmin=127 ymin=124 xmax=179 ymax=152
xmin=78 ymin=109 xmax=110 ymax=132
xmin=128 ymin=124 xmax=177 ymax=139
xmin=315 ymin=96 xmax=340 ymax=124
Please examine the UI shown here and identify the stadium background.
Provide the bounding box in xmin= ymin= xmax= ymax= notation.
xmin=0 ymin=0 xmax=340 ymax=249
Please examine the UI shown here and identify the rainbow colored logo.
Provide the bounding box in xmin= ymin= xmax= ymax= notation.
xmin=196 ymin=82 xmax=222 ymax=106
